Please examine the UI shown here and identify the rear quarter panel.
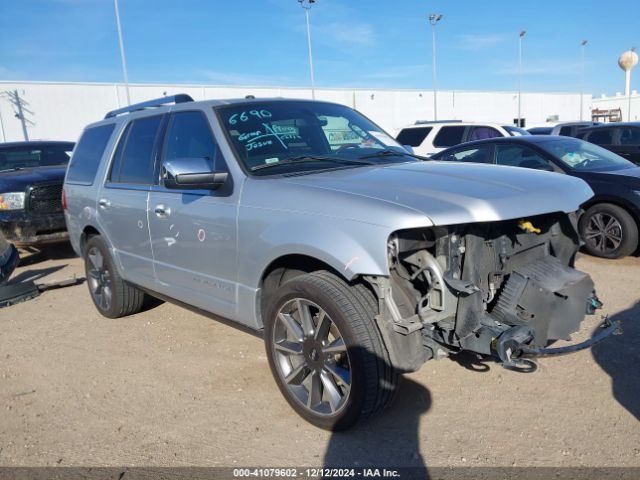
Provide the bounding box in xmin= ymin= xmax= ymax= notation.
xmin=63 ymin=120 xmax=125 ymax=256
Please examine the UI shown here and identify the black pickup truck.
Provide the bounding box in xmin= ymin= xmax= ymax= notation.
xmin=0 ymin=141 xmax=74 ymax=246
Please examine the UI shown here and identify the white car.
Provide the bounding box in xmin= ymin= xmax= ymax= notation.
xmin=395 ymin=121 xmax=511 ymax=156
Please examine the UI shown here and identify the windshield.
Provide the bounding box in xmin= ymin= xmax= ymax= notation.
xmin=504 ymin=126 xmax=531 ymax=136
xmin=216 ymin=101 xmax=410 ymax=175
xmin=537 ymin=138 xmax=634 ymax=172
xmin=0 ymin=143 xmax=74 ymax=171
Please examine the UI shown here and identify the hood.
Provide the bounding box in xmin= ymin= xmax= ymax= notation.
xmin=248 ymin=161 xmax=594 ymax=227
xmin=572 ymin=166 xmax=640 ymax=188
xmin=0 ymin=166 xmax=66 ymax=193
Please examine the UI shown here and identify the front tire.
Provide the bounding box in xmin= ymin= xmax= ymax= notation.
xmin=579 ymin=203 xmax=638 ymax=259
xmin=83 ymin=235 xmax=145 ymax=318
xmin=264 ymin=271 xmax=398 ymax=431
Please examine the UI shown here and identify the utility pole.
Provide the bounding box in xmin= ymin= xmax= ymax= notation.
xmin=14 ymin=90 xmax=29 ymax=141
xmin=428 ymin=14 xmax=443 ymax=120
xmin=1 ymin=90 xmax=33 ymax=141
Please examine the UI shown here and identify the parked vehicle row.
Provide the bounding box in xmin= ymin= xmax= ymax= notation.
xmin=3 ymin=117 xmax=636 ymax=259
xmin=431 ymin=136 xmax=640 ymax=259
xmin=395 ymin=120 xmax=615 ymax=158
xmin=393 ymin=118 xmax=640 ymax=259
xmin=576 ymin=123 xmax=640 ymax=165
xmin=60 ymin=94 xmax=614 ymax=430
xmin=525 ymin=122 xmax=640 ymax=165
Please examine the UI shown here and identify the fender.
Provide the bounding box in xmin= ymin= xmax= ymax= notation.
xmin=237 ymin=213 xmax=398 ymax=289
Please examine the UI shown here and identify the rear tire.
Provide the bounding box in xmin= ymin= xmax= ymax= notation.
xmin=83 ymin=235 xmax=145 ymax=318
xmin=579 ymin=203 xmax=638 ymax=259
xmin=264 ymin=270 xmax=398 ymax=431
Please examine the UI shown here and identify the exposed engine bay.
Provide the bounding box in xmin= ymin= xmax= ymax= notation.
xmin=366 ymin=211 xmax=607 ymax=372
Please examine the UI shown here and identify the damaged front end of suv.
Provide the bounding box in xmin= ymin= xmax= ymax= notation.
xmin=367 ymin=211 xmax=616 ymax=372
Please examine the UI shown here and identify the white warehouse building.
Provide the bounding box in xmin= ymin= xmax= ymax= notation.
xmin=592 ymin=92 xmax=640 ymax=122
xmin=0 ymin=80 xmax=592 ymax=143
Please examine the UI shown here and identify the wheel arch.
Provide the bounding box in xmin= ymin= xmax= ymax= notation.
xmin=257 ymin=253 xmax=379 ymax=328
xmin=80 ymin=225 xmax=102 ymax=255
xmin=579 ymin=197 xmax=640 ymax=256
xmin=581 ymin=196 xmax=640 ymax=229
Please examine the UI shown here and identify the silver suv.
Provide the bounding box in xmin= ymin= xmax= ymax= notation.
xmin=64 ymin=95 xmax=614 ymax=430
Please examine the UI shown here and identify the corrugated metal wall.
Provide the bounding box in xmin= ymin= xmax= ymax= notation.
xmin=0 ymin=81 xmax=591 ymax=142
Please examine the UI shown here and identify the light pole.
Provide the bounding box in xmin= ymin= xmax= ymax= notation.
xmin=517 ymin=30 xmax=526 ymax=127
xmin=114 ymin=0 xmax=131 ymax=105
xmin=580 ymin=40 xmax=587 ymax=120
xmin=298 ymin=0 xmax=317 ymax=99
xmin=428 ymin=14 xmax=443 ymax=120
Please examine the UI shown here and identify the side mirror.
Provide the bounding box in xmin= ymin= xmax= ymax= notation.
xmin=163 ymin=157 xmax=228 ymax=190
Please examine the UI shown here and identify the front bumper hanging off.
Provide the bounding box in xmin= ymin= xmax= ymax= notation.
xmin=521 ymin=316 xmax=621 ymax=357
xmin=496 ymin=316 xmax=621 ymax=371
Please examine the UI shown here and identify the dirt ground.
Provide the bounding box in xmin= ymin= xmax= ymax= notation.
xmin=0 ymin=244 xmax=638 ymax=470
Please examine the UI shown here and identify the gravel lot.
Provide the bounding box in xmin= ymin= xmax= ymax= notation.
xmin=0 ymin=244 xmax=638 ymax=470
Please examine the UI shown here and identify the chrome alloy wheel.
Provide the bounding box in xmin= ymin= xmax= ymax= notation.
xmin=584 ymin=212 xmax=623 ymax=253
xmin=272 ymin=298 xmax=351 ymax=416
xmin=86 ymin=246 xmax=112 ymax=311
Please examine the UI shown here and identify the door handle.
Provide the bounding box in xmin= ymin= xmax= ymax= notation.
xmin=154 ymin=204 xmax=171 ymax=218
xmin=98 ymin=198 xmax=111 ymax=209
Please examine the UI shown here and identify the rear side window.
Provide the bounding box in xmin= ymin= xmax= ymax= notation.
xmin=558 ymin=126 xmax=573 ymax=136
xmin=619 ymin=127 xmax=640 ymax=145
xmin=66 ymin=124 xmax=115 ymax=185
xmin=433 ymin=126 xmax=466 ymax=148
xmin=396 ymin=127 xmax=432 ymax=147
xmin=441 ymin=145 xmax=493 ymax=163
xmin=109 ymin=115 xmax=163 ymax=185
xmin=468 ymin=126 xmax=502 ymax=141
xmin=587 ymin=129 xmax=614 ymax=145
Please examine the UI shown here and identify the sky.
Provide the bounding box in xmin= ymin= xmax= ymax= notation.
xmin=0 ymin=0 xmax=639 ymax=95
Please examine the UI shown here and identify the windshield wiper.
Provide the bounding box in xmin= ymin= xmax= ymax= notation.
xmin=250 ymin=155 xmax=374 ymax=172
xmin=358 ymin=149 xmax=428 ymax=161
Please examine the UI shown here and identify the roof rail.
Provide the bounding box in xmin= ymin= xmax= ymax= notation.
xmin=414 ymin=119 xmax=462 ymax=125
xmin=104 ymin=94 xmax=194 ymax=119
